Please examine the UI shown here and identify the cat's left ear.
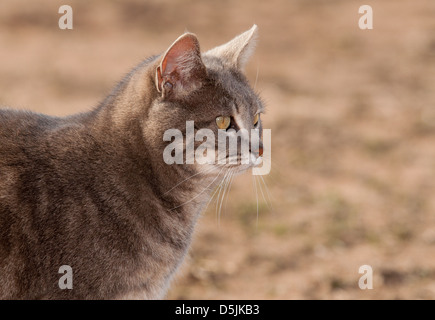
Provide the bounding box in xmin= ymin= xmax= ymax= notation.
xmin=155 ymin=33 xmax=206 ymax=99
xmin=206 ymin=25 xmax=258 ymax=70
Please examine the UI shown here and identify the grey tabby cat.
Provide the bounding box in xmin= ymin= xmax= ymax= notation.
xmin=0 ymin=25 xmax=264 ymax=299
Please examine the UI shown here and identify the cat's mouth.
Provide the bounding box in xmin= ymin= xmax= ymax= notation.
xmin=250 ymin=153 xmax=263 ymax=167
xmin=223 ymin=153 xmax=263 ymax=171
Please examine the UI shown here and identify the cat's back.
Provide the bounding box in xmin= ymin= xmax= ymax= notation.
xmin=0 ymin=109 xmax=57 ymax=152
xmin=0 ymin=109 xmax=63 ymax=298
xmin=0 ymin=108 xmax=60 ymax=204
xmin=0 ymin=108 xmax=64 ymax=209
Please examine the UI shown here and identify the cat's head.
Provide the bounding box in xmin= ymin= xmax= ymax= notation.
xmin=145 ymin=25 xmax=264 ymax=175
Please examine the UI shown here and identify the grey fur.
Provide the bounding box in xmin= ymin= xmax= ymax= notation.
xmin=0 ymin=26 xmax=264 ymax=299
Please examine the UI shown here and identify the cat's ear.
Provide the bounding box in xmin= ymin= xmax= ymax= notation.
xmin=155 ymin=33 xmax=206 ymax=98
xmin=206 ymin=25 xmax=258 ymax=70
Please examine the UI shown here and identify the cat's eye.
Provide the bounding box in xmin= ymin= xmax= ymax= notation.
xmin=253 ymin=114 xmax=260 ymax=126
xmin=216 ymin=116 xmax=231 ymax=130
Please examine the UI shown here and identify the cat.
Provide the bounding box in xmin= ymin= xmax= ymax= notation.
xmin=0 ymin=25 xmax=264 ymax=299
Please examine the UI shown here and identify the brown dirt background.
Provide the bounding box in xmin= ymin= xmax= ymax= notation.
xmin=1 ymin=0 xmax=435 ymax=299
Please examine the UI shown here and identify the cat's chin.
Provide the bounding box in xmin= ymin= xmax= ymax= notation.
xmin=250 ymin=154 xmax=263 ymax=167
xmin=225 ymin=160 xmax=262 ymax=175
xmin=215 ymin=154 xmax=263 ymax=175
xmin=236 ymin=165 xmax=253 ymax=175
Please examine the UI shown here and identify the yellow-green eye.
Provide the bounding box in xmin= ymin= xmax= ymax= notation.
xmin=254 ymin=114 xmax=260 ymax=126
xmin=216 ymin=116 xmax=231 ymax=130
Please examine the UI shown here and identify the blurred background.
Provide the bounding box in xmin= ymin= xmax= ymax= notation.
xmin=1 ymin=0 xmax=435 ymax=299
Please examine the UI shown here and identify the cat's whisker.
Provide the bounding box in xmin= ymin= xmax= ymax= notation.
xmin=215 ymin=170 xmax=229 ymax=226
xmin=218 ymin=168 xmax=234 ymax=224
xmin=170 ymin=167 xmax=225 ymax=210
xmin=259 ymin=174 xmax=274 ymax=212
xmin=205 ymin=167 xmax=233 ymax=220
xmin=256 ymin=174 xmax=270 ymax=212
xmin=224 ymin=169 xmax=236 ymax=213
xmin=203 ymin=166 xmax=229 ymax=209
xmin=217 ymin=169 xmax=233 ymax=226
xmin=215 ymin=177 xmax=224 ymax=226
xmin=164 ymin=165 xmax=216 ymax=195
xmin=257 ymin=156 xmax=281 ymax=183
xmin=254 ymin=156 xmax=276 ymax=210
xmin=252 ymin=173 xmax=259 ymax=228
xmin=227 ymin=169 xmax=236 ymax=208
xmin=203 ymin=181 xmax=223 ymax=214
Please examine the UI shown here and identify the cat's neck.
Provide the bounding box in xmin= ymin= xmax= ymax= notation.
xmin=82 ymin=66 xmax=221 ymax=219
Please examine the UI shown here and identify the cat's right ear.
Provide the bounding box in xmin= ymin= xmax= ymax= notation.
xmin=155 ymin=33 xmax=206 ymax=99
xmin=205 ymin=25 xmax=258 ymax=71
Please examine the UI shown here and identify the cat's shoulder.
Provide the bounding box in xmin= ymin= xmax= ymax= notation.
xmin=0 ymin=108 xmax=60 ymax=132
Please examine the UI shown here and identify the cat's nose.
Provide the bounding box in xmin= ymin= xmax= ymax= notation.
xmin=250 ymin=141 xmax=263 ymax=157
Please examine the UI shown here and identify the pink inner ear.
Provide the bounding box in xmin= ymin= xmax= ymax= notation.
xmin=163 ymin=38 xmax=195 ymax=74
xmin=157 ymin=34 xmax=204 ymax=93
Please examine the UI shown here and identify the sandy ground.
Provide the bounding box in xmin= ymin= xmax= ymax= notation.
xmin=1 ymin=0 xmax=435 ymax=299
